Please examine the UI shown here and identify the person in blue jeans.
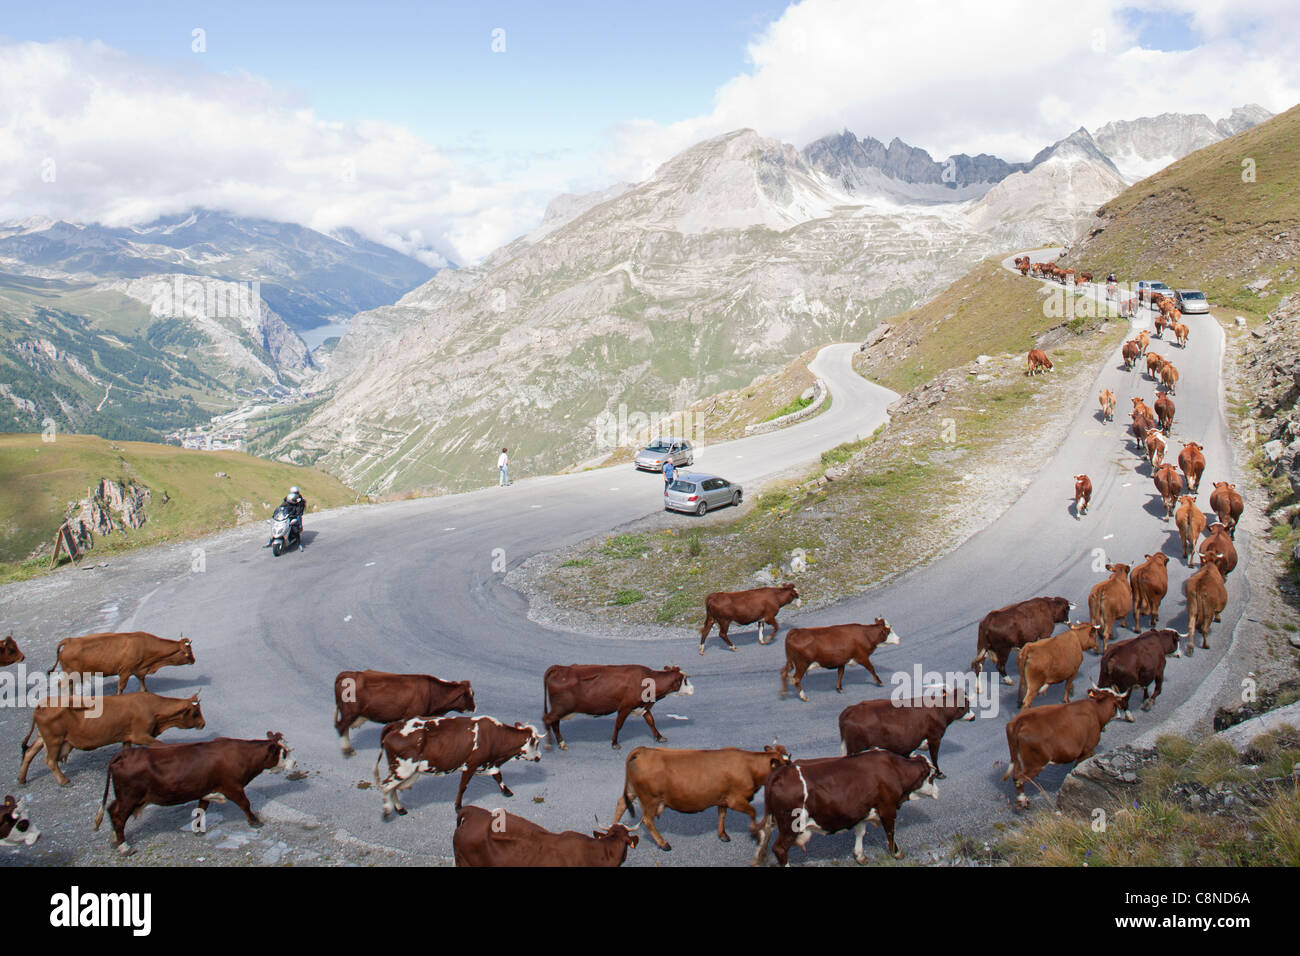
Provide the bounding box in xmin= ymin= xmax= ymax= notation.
xmin=663 ymin=457 xmax=675 ymax=488
xmin=498 ymin=447 xmax=510 ymax=486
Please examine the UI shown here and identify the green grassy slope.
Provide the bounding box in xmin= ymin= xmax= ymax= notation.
xmin=1068 ymin=103 xmax=1300 ymax=323
xmin=0 ymin=433 xmax=356 ymax=579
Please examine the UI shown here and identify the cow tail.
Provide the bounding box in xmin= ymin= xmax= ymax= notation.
xmin=619 ymin=756 xmax=637 ymax=821
xmin=93 ymin=762 xmax=113 ymax=831
xmin=19 ymin=707 xmax=39 ymax=759
xmin=48 ymin=639 xmax=67 ymax=677
xmin=1015 ymin=645 xmax=1030 ymax=709
xmin=372 ymin=747 xmax=386 ymax=791
xmin=1001 ymin=724 xmax=1018 ymax=782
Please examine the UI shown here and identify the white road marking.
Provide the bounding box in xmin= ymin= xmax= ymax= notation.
xmin=443 ymin=527 xmax=456 ymax=531
xmin=344 ymin=615 xmax=353 ymax=622
xmin=1121 ymin=482 xmax=1131 ymax=487
xmin=365 ymin=562 xmax=375 ymax=567
xmin=530 ymin=504 xmax=541 ymax=509
xmin=1103 ymin=534 xmax=1114 ymax=540
xmin=663 ymin=714 xmax=690 ymax=720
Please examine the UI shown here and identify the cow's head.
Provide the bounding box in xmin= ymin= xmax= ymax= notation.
xmin=1105 ymin=562 xmax=1131 ymax=578
xmin=178 ymin=694 xmax=206 ymax=730
xmin=1145 ymin=552 xmax=1169 ymax=569
xmin=1182 ymin=442 xmax=1203 ymax=456
xmin=763 ymin=743 xmax=792 ymax=769
xmin=1200 ymin=551 xmax=1228 ymax=575
xmin=512 ymin=723 xmax=544 ymax=761
xmin=1154 ymin=629 xmax=1182 ymax=659
xmin=1206 ymin=522 xmax=1228 ymax=538
xmin=0 ymin=635 xmax=21 ymax=666
xmin=175 ymin=637 xmax=196 ymax=665
xmin=1071 ymin=622 xmax=1099 ymax=654
xmin=1051 ymin=597 xmax=1075 ymax=622
xmin=457 ymin=681 xmax=477 ymax=714
xmin=874 ymin=617 xmax=900 ymax=645
xmin=1087 ymin=685 xmax=1125 ymax=727
xmin=907 ymin=755 xmax=940 ymax=801
xmin=662 ymin=666 xmax=694 ymax=697
xmin=265 ymin=731 xmax=295 ymax=773
xmin=781 ymin=584 xmax=802 ymax=608
xmin=0 ymin=794 xmax=39 ymax=847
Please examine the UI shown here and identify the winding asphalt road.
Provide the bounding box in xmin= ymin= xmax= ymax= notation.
xmin=0 ymin=285 xmax=1249 ymax=866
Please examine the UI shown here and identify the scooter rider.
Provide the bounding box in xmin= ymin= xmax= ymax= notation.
xmin=281 ymin=486 xmax=307 ymax=546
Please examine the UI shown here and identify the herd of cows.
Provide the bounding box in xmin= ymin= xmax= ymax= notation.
xmin=0 ymin=260 xmax=1245 ymax=866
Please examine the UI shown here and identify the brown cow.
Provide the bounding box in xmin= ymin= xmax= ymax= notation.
xmin=374 ymin=715 xmax=543 ymax=814
xmin=1027 ymin=349 xmax=1053 ymax=375
xmin=52 ymin=632 xmax=195 ymax=694
xmin=333 ymin=670 xmax=475 ymax=756
xmin=1153 ymin=309 xmax=1167 ymax=337
xmin=753 ymin=750 xmax=938 ymax=864
xmin=1172 ymin=322 xmax=1189 ymax=347
xmin=1175 ymin=495 xmax=1206 ymax=564
xmin=0 ymin=794 xmax=40 ymax=847
xmin=1178 ymin=441 xmax=1204 ymax=493
xmin=1121 ymin=339 xmax=1142 ymax=370
xmin=543 ymin=664 xmax=693 ymax=749
xmin=93 ymin=732 xmax=294 ymax=856
xmin=1145 ymin=427 xmax=1167 ymax=467
xmin=1098 ymin=389 xmax=1115 ymax=422
xmin=453 ymin=806 xmax=638 ymax=867
xmin=1146 ymin=352 xmax=1165 ymax=379
xmin=698 ymin=584 xmax=801 ymax=654
xmin=1131 ymin=411 xmax=1154 ymax=452
xmin=614 ymin=744 xmax=791 ymax=850
xmin=1098 ymin=629 xmax=1181 ymax=721
xmin=1088 ymin=563 xmax=1132 ymax=652
xmin=1129 ymin=552 xmax=1170 ymax=629
xmin=0 ymin=635 xmax=23 ymax=666
xmin=780 ymin=619 xmax=899 ymax=701
xmin=1073 ymin=474 xmax=1092 ymax=519
xmin=1136 ymin=329 xmax=1150 ymax=354
xmin=970 ymin=596 xmax=1073 ymax=685
xmin=1198 ymin=523 xmax=1238 ymax=577
xmin=1131 ymin=396 xmax=1153 ymax=422
xmin=1160 ymin=361 xmax=1179 ymax=395
xmin=18 ymin=692 xmax=205 ymax=786
xmin=1154 ymin=392 xmax=1175 ymax=432
xmin=1209 ymin=482 xmax=1243 ymax=538
xmin=1153 ymin=462 xmax=1181 ymax=520
xmin=1003 ymin=687 xmax=1125 ymax=808
xmin=1017 ymin=623 xmax=1097 ymax=708
xmin=1183 ymin=559 xmax=1227 ymax=656
xmin=839 ymin=691 xmax=974 ymax=778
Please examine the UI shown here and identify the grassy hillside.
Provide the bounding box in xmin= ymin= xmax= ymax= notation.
xmin=0 ymin=433 xmax=356 ymax=580
xmin=1068 ymin=102 xmax=1300 ymax=323
xmin=854 ymin=258 xmax=1114 ymax=391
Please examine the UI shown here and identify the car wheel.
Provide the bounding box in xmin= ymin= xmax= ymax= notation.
xmin=696 ymin=501 xmax=708 ymax=517
xmin=732 ymin=492 xmax=741 ymax=507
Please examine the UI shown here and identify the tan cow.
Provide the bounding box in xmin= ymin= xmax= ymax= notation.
xmin=19 ymin=693 xmax=205 ymax=786
xmin=1153 ymin=462 xmax=1181 ymax=520
xmin=1003 ymin=688 xmax=1125 ymax=809
xmin=1183 ymin=559 xmax=1228 ymax=656
xmin=613 ymin=744 xmax=791 ymax=850
xmin=52 ymin=632 xmax=195 ymax=694
xmin=1098 ymin=389 xmax=1115 ymax=422
xmin=1175 ymin=495 xmax=1206 ymax=564
xmin=1209 ymin=482 xmax=1243 ymax=538
xmin=1178 ymin=442 xmax=1205 ymax=493
xmin=1027 ymin=349 xmax=1053 ymax=376
xmin=1198 ymin=523 xmax=1238 ymax=577
xmin=1129 ymin=552 xmax=1170 ymax=630
xmin=1160 ymin=361 xmax=1179 ymax=395
xmin=1017 ymin=623 xmax=1098 ymax=708
xmin=1172 ymin=322 xmax=1189 ymax=347
xmin=1146 ymin=352 xmax=1165 ymax=379
xmin=1088 ymin=563 xmax=1132 ymax=652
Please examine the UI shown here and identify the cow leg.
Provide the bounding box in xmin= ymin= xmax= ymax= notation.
xmin=698 ymin=613 xmax=715 ymax=655
xmin=108 ymin=799 xmax=134 ymax=855
xmin=853 ymin=820 xmax=870 ymax=864
xmin=718 ymin=620 xmax=736 ymax=652
xmin=455 ymin=767 xmax=476 ymax=810
xmin=224 ymin=787 xmax=261 ymax=827
xmin=641 ymin=708 xmax=667 ymax=744
xmin=764 ymin=615 xmax=780 ymax=645
xmin=117 ymin=673 xmax=130 ymax=694
xmin=997 ymin=652 xmax=1014 ymax=686
xmin=750 ymin=816 xmax=774 ymax=866
xmin=339 ymin=716 xmax=366 ymax=757
xmin=794 ymin=664 xmax=810 ymax=702
xmin=1063 ymin=676 xmax=1075 ymax=703
xmin=544 ymin=712 xmax=566 ymax=751
xmin=643 ymin=805 xmax=672 ymax=852
xmin=928 ymin=738 xmax=945 ymax=779
xmin=490 ymin=769 xmax=513 ymax=799
xmin=835 ymin=666 xmax=845 ymax=693
xmin=44 ymin=737 xmax=71 ymax=787
xmin=1146 ymin=676 xmax=1161 ymax=710
xmin=17 ymin=736 xmax=45 ymax=785
xmin=611 ymin=709 xmax=631 ymax=749
xmin=859 ymin=656 xmax=883 ymax=687
xmin=880 ymin=809 xmax=903 ymax=859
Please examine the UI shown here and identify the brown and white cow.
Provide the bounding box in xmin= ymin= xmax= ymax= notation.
xmin=753 ymin=750 xmax=938 ymax=864
xmin=613 ymin=744 xmax=791 ymax=850
xmin=1027 ymin=349 xmax=1053 ymax=375
xmin=1131 ymin=410 xmax=1155 ymax=453
xmin=1198 ymin=523 xmax=1238 ymax=577
xmin=839 ymin=692 xmax=974 ymax=778
xmin=0 ymin=794 xmax=40 ymax=847
xmin=542 ymin=664 xmax=693 ymax=750
xmin=1129 ymin=552 xmax=1170 ymax=630
xmin=1088 ymin=563 xmax=1133 ymax=652
xmin=1073 ymin=475 xmax=1092 ymax=519
xmin=1145 ymin=427 xmax=1167 ymax=467
xmin=1209 ymin=482 xmax=1243 ymax=538
xmin=1098 ymin=389 xmax=1115 ymax=422
xmin=1153 ymin=462 xmax=1181 ymax=520
xmin=453 ymin=806 xmax=638 ymax=867
xmin=333 ymin=670 xmax=475 ymax=756
xmin=0 ymin=635 xmax=23 ymax=666
xmin=1160 ymin=361 xmax=1179 ymax=395
xmin=93 ymin=732 xmax=294 ymax=855
xmin=1154 ymin=392 xmax=1175 ymax=432
xmin=1098 ymin=629 xmax=1181 ymax=721
xmin=374 ymin=715 xmax=543 ymax=815
xmin=1003 ymin=687 xmax=1124 ymax=808
xmin=698 ymin=584 xmax=801 ymax=654
xmin=1017 ymin=623 xmax=1097 ymax=708
xmin=1183 ymin=559 xmax=1228 ymax=656
xmin=19 ymin=692 xmax=206 ymax=786
xmin=1175 ymin=495 xmax=1206 ymax=564
xmin=51 ymin=632 xmax=195 ymax=694
xmin=970 ymin=596 xmax=1073 ymax=685
xmin=1178 ymin=442 xmax=1205 ymax=493
xmin=780 ymin=619 xmax=899 ymax=701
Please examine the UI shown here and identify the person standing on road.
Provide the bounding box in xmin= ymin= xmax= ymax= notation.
xmin=498 ymin=447 xmax=510 ymax=486
xmin=663 ymin=456 xmax=676 ymax=488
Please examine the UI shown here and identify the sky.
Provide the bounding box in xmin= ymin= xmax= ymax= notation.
xmin=1 ymin=0 xmax=1297 ymax=265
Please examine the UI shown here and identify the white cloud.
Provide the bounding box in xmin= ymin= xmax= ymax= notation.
xmin=0 ymin=39 xmax=569 ymax=264
xmin=599 ymin=0 xmax=1300 ymax=182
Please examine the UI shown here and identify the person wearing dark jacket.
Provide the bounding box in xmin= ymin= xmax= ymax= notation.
xmin=281 ymin=486 xmax=307 ymax=546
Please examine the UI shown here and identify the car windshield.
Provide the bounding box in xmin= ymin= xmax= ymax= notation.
xmin=668 ymin=480 xmax=697 ymax=493
xmin=1181 ymin=291 xmax=1205 ymax=299
xmin=645 ymin=441 xmax=670 ymax=452
xmin=1152 ymin=283 xmax=1170 ymax=290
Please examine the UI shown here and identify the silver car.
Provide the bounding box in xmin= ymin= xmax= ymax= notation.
xmin=1174 ymin=289 xmax=1210 ymax=314
xmin=664 ymin=473 xmax=743 ymax=516
xmin=635 ymin=438 xmax=694 ymax=472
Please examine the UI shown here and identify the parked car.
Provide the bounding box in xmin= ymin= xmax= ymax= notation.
xmin=1136 ymin=280 xmax=1172 ymax=304
xmin=664 ymin=473 xmax=742 ymax=516
xmin=1173 ymin=289 xmax=1210 ymax=314
xmin=634 ymin=438 xmax=694 ymax=472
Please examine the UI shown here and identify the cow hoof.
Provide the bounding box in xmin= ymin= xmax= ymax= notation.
xmin=1001 ymin=676 xmax=1014 ymax=686
xmin=798 ymin=692 xmax=809 ymax=702
xmin=855 ymin=854 xmax=869 ymax=865
xmin=728 ymin=645 xmax=738 ymax=653
xmin=1141 ymin=700 xmax=1154 ymax=712
xmin=654 ymin=736 xmax=667 ymax=743
xmin=341 ymin=747 xmax=355 ymax=758
xmin=118 ymin=844 xmax=135 ymax=857
xmin=611 ymin=742 xmax=621 ymax=750
xmin=558 ymin=742 xmax=568 ymax=751
xmin=935 ymin=770 xmax=946 ymax=780
xmin=660 ymin=841 xmax=673 ymax=852
xmin=249 ymin=817 xmax=264 ymax=829
xmin=501 ymin=788 xmax=514 ymax=798
xmin=698 ymin=648 xmax=705 ymax=656
xmin=718 ymin=833 xmax=730 ymax=843
xmin=396 ymin=807 xmax=407 ymax=817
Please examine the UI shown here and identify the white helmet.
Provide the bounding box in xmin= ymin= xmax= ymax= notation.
xmin=288 ymin=486 xmax=301 ymax=500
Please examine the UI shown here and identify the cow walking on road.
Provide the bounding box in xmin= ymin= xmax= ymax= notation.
xmin=698 ymin=584 xmax=800 ymax=654
xmin=780 ymin=620 xmax=898 ymax=701
xmin=333 ymin=670 xmax=475 ymax=756
xmin=50 ymin=632 xmax=195 ymax=694
xmin=543 ymin=664 xmax=693 ymax=750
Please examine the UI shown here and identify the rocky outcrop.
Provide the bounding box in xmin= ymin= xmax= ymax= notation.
xmin=1242 ymin=293 xmax=1300 ymax=494
xmin=63 ymin=479 xmax=151 ymax=548
xmin=1055 ymin=745 xmax=1160 ymax=817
